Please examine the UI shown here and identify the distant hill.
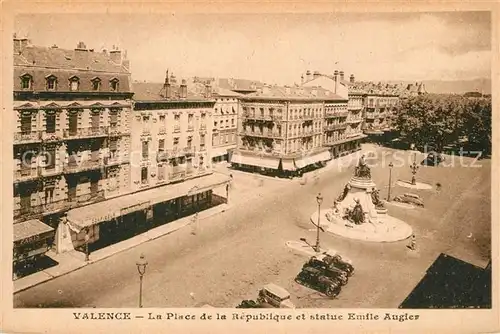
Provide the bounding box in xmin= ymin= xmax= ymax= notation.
xmin=389 ymin=78 xmax=491 ymax=95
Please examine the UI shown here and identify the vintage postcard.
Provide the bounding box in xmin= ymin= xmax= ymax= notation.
xmin=1 ymin=1 xmax=498 ymax=333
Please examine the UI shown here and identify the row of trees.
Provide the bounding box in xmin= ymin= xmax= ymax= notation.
xmin=392 ymin=94 xmax=492 ymax=155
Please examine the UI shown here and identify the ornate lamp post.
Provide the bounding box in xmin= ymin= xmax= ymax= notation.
xmin=136 ymin=254 xmax=148 ymax=308
xmin=84 ymin=230 xmax=90 ymax=262
xmin=387 ymin=162 xmax=394 ymax=201
xmin=315 ymin=193 xmax=323 ymax=253
xmin=410 ymin=152 xmax=419 ymax=185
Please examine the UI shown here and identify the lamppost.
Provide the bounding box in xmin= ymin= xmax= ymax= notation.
xmin=136 ymin=254 xmax=148 ymax=308
xmin=84 ymin=229 xmax=90 ymax=262
xmin=387 ymin=162 xmax=394 ymax=201
xmin=315 ymin=193 xmax=323 ymax=253
xmin=410 ymin=153 xmax=419 ymax=186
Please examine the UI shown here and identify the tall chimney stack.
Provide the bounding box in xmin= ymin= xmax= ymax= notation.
xmin=350 ymin=74 xmax=355 ymax=83
xmin=13 ymin=34 xmax=29 ymax=54
xmin=164 ymin=70 xmax=172 ymax=99
xmin=339 ymin=71 xmax=345 ymax=81
xmin=333 ymin=70 xmax=339 ymax=93
xmin=109 ymin=47 xmax=122 ymax=64
xmin=180 ymin=79 xmax=187 ymax=99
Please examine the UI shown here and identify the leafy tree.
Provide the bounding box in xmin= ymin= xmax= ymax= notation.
xmin=394 ymin=94 xmax=491 ymax=155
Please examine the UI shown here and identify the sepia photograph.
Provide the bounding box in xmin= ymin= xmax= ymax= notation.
xmin=1 ymin=3 xmax=498 ymax=333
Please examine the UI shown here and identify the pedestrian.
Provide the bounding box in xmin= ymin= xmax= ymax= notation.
xmin=408 ymin=234 xmax=416 ymax=251
xmin=190 ymin=213 xmax=199 ymax=235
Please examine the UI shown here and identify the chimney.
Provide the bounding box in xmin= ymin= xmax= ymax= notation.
xmin=350 ymin=74 xmax=355 ymax=83
xmin=180 ymin=79 xmax=188 ymax=99
xmin=333 ymin=70 xmax=339 ymax=93
xmin=109 ymin=48 xmax=122 ymax=64
xmin=306 ymin=70 xmax=312 ymax=82
xmin=339 ymin=71 xmax=345 ymax=81
xmin=205 ymin=83 xmax=212 ymax=98
xmin=313 ymin=71 xmax=321 ymax=79
xmin=13 ymin=34 xmax=29 ymax=54
xmin=75 ymin=41 xmax=88 ymax=52
xmin=164 ymin=70 xmax=172 ymax=99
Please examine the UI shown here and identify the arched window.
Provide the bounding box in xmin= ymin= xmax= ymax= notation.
xmin=91 ymin=77 xmax=101 ymax=91
xmin=45 ymin=74 xmax=57 ymax=91
xmin=109 ymin=78 xmax=119 ymax=92
xmin=20 ymin=74 xmax=33 ymax=90
xmin=69 ymin=76 xmax=80 ymax=91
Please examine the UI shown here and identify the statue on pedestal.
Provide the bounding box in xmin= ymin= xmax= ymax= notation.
xmin=354 ymin=155 xmax=371 ymax=179
xmin=371 ymin=187 xmax=385 ymax=209
xmin=337 ymin=183 xmax=351 ymax=202
xmin=343 ymin=199 xmax=365 ymax=225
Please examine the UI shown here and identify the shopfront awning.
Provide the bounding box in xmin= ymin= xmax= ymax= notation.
xmin=230 ymin=153 xmax=279 ymax=169
xmin=294 ymin=150 xmax=331 ymax=169
xmin=211 ymin=146 xmax=230 ymax=158
xmin=281 ymin=159 xmax=296 ymax=171
xmin=66 ymin=173 xmax=231 ymax=232
xmin=14 ymin=219 xmax=55 ymax=246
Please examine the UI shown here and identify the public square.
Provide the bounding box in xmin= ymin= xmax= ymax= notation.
xmin=14 ymin=144 xmax=491 ymax=308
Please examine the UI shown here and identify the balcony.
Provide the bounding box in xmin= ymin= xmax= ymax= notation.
xmin=158 ymin=126 xmax=166 ymax=134
xmin=63 ymin=127 xmax=109 ymax=140
xmin=63 ymin=159 xmax=102 ymax=174
xmin=14 ymin=131 xmax=42 ymax=144
xmin=173 ymin=125 xmax=181 ymax=133
xmin=103 ymin=154 xmax=128 ymax=166
xmin=200 ymin=124 xmax=207 ymax=130
xmin=169 ymin=170 xmax=186 ymax=181
xmin=325 ymin=111 xmax=349 ymax=118
xmin=199 ymin=145 xmax=206 ymax=152
xmin=347 ymin=118 xmax=363 ymax=124
xmin=67 ymin=190 xmax=105 ymax=209
xmin=41 ymin=131 xmax=64 ymax=142
xmin=142 ymin=128 xmax=152 ymax=136
xmin=241 ymin=130 xmax=281 ymax=138
xmin=325 ymin=123 xmax=348 ymax=131
xmin=187 ymin=125 xmax=194 ymax=132
xmin=14 ymin=168 xmax=38 ymax=183
xmin=37 ymin=166 xmax=61 ymax=178
xmin=365 ymin=113 xmax=378 ymax=120
xmin=13 ymin=205 xmax=44 ymax=220
xmin=108 ymin=126 xmax=130 ymax=136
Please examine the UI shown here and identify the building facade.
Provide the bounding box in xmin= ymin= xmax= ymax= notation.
xmin=231 ymin=85 xmax=334 ymax=177
xmin=12 ymin=37 xmax=133 ymax=275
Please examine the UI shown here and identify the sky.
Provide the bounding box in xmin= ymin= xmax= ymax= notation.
xmin=15 ymin=12 xmax=491 ymax=85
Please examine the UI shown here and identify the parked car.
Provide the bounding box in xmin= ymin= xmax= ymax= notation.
xmin=421 ymin=151 xmax=444 ymax=166
xmin=319 ymin=253 xmax=355 ymax=277
xmin=236 ymin=300 xmax=262 ymax=308
xmin=393 ymin=193 xmax=424 ymax=207
xmin=295 ymin=266 xmax=342 ymax=298
xmin=256 ymin=283 xmax=295 ymax=308
xmin=303 ymin=257 xmax=349 ymax=285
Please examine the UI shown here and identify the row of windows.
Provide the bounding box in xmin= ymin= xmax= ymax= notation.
xmin=19 ymin=111 xmax=120 ymax=133
xmin=214 ymin=106 xmax=237 ymax=115
xmin=140 ymin=157 xmax=204 ymax=183
xmin=214 ymin=118 xmax=235 ymax=128
xmin=20 ymin=74 xmax=120 ymax=92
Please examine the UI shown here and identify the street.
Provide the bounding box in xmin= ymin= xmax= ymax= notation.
xmin=14 ymin=146 xmax=491 ymax=308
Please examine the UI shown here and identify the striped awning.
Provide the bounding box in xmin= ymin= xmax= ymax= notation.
xmin=14 ymin=219 xmax=55 ymax=245
xmin=230 ymin=153 xmax=279 ymax=169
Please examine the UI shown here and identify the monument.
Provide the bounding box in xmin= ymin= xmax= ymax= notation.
xmin=315 ymin=155 xmax=413 ymax=242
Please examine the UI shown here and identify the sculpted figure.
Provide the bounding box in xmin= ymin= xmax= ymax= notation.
xmin=371 ymin=188 xmax=384 ymax=208
xmin=354 ymin=155 xmax=371 ymax=179
xmin=337 ymin=184 xmax=351 ymax=202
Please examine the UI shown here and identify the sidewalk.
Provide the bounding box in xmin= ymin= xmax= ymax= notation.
xmin=13 ymin=203 xmax=230 ymax=294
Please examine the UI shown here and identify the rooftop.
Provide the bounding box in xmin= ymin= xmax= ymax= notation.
xmin=243 ymin=85 xmax=346 ymax=101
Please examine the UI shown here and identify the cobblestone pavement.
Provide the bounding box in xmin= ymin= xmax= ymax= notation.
xmin=14 ymin=147 xmax=491 ymax=308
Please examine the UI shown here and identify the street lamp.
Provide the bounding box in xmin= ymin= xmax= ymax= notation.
xmin=136 ymin=254 xmax=148 ymax=308
xmin=387 ymin=162 xmax=394 ymax=201
xmin=315 ymin=193 xmax=323 ymax=253
xmin=410 ymin=144 xmax=419 ymax=185
xmin=84 ymin=230 xmax=90 ymax=262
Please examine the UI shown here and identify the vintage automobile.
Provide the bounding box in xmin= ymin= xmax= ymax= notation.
xmin=256 ymin=283 xmax=295 ymax=308
xmin=295 ymin=266 xmax=342 ymax=298
xmin=236 ymin=300 xmax=262 ymax=308
xmin=393 ymin=193 xmax=424 ymax=207
xmin=421 ymin=151 xmax=445 ymax=166
xmin=303 ymin=257 xmax=349 ymax=285
xmin=319 ymin=253 xmax=355 ymax=277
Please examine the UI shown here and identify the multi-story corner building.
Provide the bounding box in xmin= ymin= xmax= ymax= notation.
xmin=12 ymin=37 xmax=133 ymax=274
xmin=302 ymin=70 xmax=366 ymax=156
xmin=231 ymin=85 xmax=335 ymax=177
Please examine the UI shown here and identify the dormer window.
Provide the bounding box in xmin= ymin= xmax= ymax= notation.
xmin=20 ymin=74 xmax=33 ymax=90
xmin=91 ymin=77 xmax=101 ymax=91
xmin=45 ymin=75 xmax=57 ymax=91
xmin=110 ymin=78 xmax=119 ymax=92
xmin=69 ymin=76 xmax=80 ymax=91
